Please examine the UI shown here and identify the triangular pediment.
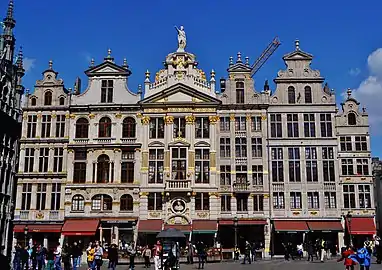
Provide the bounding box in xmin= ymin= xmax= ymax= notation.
xmin=139 ymin=83 xmax=221 ymax=105
xmin=227 ymin=63 xmax=252 ymax=73
xmin=85 ymin=61 xmax=131 ymax=77
xmin=168 ymin=138 xmax=191 ymax=147
xmin=283 ymin=50 xmax=313 ymax=61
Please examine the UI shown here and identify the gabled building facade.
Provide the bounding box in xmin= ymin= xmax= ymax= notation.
xmin=13 ymin=27 xmax=375 ymax=256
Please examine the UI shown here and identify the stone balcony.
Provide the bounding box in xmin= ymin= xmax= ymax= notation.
xmin=17 ymin=210 xmax=65 ymax=221
xmin=235 ymin=157 xmax=247 ymax=165
xmin=165 ymin=180 xmax=191 ymax=191
xmin=234 ymin=130 xmax=246 ymax=137
xmin=233 ymin=182 xmax=250 ymax=192
xmin=120 ymin=138 xmax=137 ymax=144
xmin=94 ymin=138 xmax=116 ymax=144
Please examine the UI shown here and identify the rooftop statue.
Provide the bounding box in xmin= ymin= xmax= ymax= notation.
xmin=174 ymin=25 xmax=186 ymax=52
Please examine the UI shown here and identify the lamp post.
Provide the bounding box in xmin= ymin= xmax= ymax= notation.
xmin=24 ymin=225 xmax=29 ymax=248
xmin=233 ymin=216 xmax=238 ymax=250
xmin=132 ymin=221 xmax=137 ymax=248
xmin=346 ymin=211 xmax=353 ymax=246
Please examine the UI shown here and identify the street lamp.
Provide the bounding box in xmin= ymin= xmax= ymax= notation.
xmin=233 ymin=216 xmax=238 ymax=250
xmin=346 ymin=211 xmax=353 ymax=246
xmin=24 ymin=225 xmax=29 ymax=248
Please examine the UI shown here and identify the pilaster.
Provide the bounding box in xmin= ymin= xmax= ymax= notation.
xmin=45 ymin=184 xmax=52 ymax=210
xmin=30 ymin=184 xmax=37 ymax=210
xmin=48 ymin=147 xmax=54 ymax=172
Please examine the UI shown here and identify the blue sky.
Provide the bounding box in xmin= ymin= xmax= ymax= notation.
xmin=3 ymin=0 xmax=382 ymax=156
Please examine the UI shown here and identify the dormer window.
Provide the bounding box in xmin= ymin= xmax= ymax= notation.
xmin=348 ymin=112 xmax=357 ymax=126
xmin=44 ymin=91 xmax=52 ymax=106
xmin=304 ymin=86 xmax=312 ymax=103
xmin=288 ymin=86 xmax=295 ymax=104
xmin=101 ymin=80 xmax=113 ymax=103
xmin=59 ymin=97 xmax=65 ymax=105
xmin=31 ymin=98 xmax=37 ymax=106
xmin=236 ymin=81 xmax=245 ymax=104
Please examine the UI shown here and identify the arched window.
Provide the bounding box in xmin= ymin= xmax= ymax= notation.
xmin=97 ymin=155 xmax=110 ymax=183
xmin=99 ymin=117 xmax=112 ymax=137
xmin=31 ymin=97 xmax=37 ymax=106
xmin=120 ymin=194 xmax=134 ymax=211
xmin=91 ymin=194 xmax=113 ymax=211
xmin=122 ymin=117 xmax=136 ymax=138
xmin=348 ymin=112 xmax=357 ymax=125
xmin=304 ymin=86 xmax=312 ymax=103
xmin=71 ymin=195 xmax=85 ymax=211
xmin=236 ymin=81 xmax=245 ymax=104
xmin=75 ymin=118 xmax=89 ymax=138
xmin=59 ymin=97 xmax=65 ymax=105
xmin=288 ymin=86 xmax=295 ymax=104
xmin=44 ymin=91 xmax=52 ymax=105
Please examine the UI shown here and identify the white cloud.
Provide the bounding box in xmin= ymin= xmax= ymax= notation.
xmin=350 ymin=48 xmax=382 ymax=135
xmin=349 ymin=68 xmax=361 ymax=76
xmin=23 ymin=57 xmax=36 ymax=72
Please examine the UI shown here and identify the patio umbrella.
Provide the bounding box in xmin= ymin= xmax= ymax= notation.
xmin=156 ymin=228 xmax=186 ymax=239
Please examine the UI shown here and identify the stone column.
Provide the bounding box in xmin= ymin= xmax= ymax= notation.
xmin=51 ymin=114 xmax=57 ymax=138
xmin=164 ymin=116 xmax=174 ymax=182
xmin=66 ymin=149 xmax=74 ymax=183
xmin=231 ymin=195 xmax=237 ymax=215
xmin=86 ymin=150 xmax=94 ymax=184
xmin=140 ymin=116 xmax=150 ymax=184
xmin=48 ymin=147 xmax=54 ymax=172
xmin=264 ymin=219 xmax=271 ymax=258
xmin=186 ymin=115 xmax=196 ymax=185
xmin=134 ymin=148 xmax=142 ymax=185
xmin=113 ymin=226 xmax=119 ymax=245
xmin=33 ymin=146 xmax=39 ymax=173
xmin=36 ymin=114 xmax=42 ymax=138
xmin=208 ymin=116 xmax=219 ymax=188
xmin=30 ymin=185 xmax=37 ymax=210
xmin=18 ymin=148 xmax=25 ymax=173
xmin=45 ymin=184 xmax=52 ymax=210
xmin=113 ymin=150 xmax=121 ymax=184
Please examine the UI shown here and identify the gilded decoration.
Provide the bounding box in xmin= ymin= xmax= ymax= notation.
xmin=208 ymin=115 xmax=220 ymax=124
xmin=155 ymin=69 xmax=166 ymax=82
xmin=51 ymin=113 xmax=57 ymax=119
xmin=261 ymin=115 xmax=267 ymax=121
xmin=292 ymin=211 xmax=301 ymax=216
xmin=164 ymin=116 xmax=174 ymax=125
xmin=69 ymin=114 xmax=76 ymax=119
xmin=115 ymin=113 xmax=123 ymax=119
xmin=166 ymin=216 xmax=189 ymax=225
xmin=229 ymin=114 xmax=235 ymax=121
xmin=37 ymin=114 xmax=42 ymax=119
xmin=263 ymin=194 xmax=269 ymax=199
xmin=149 ymin=211 xmax=161 ymax=218
xmin=133 ymin=201 xmax=140 ymax=205
xmin=36 ymin=212 xmax=44 ymax=219
xmin=141 ymin=116 xmax=150 ymax=125
xmin=208 ymin=192 xmax=219 ymax=197
xmin=246 ymin=114 xmax=251 ymax=121
xmin=136 ymin=112 xmax=143 ymax=118
xmin=89 ymin=113 xmax=96 ymax=119
xmin=197 ymin=211 xmax=209 ymax=218
xmin=140 ymin=192 xmax=149 ymax=197
xmin=185 ymin=115 xmax=196 ymax=124
xmin=210 ymin=152 xmax=216 ymax=168
xmin=310 ymin=211 xmax=318 ymax=215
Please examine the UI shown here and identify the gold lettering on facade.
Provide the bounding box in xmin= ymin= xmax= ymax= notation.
xmin=141 ymin=116 xmax=150 ymax=125
xmin=164 ymin=116 xmax=174 ymax=125
xmin=208 ymin=115 xmax=220 ymax=124
xmin=185 ymin=115 xmax=196 ymax=124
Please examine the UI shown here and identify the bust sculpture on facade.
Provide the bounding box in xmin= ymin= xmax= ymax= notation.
xmin=174 ymin=25 xmax=186 ymax=52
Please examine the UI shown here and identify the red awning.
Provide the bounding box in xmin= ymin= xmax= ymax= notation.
xmin=218 ymin=220 xmax=233 ymax=225
xmin=273 ymin=220 xmax=309 ymax=232
xmin=307 ymin=220 xmax=343 ymax=232
xmin=61 ymin=219 xmax=99 ymax=236
xmin=164 ymin=224 xmax=191 ymax=232
xmin=238 ymin=219 xmax=267 ymax=225
xmin=192 ymin=220 xmax=217 ymax=232
xmin=347 ymin=217 xmax=376 ymax=235
xmin=14 ymin=224 xmax=62 ymax=233
xmin=138 ymin=220 xmax=162 ymax=233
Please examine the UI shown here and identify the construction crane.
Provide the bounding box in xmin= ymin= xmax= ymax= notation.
xmin=250 ymin=36 xmax=281 ymax=78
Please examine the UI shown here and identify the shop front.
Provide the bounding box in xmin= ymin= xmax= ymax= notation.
xmin=61 ymin=219 xmax=100 ymax=245
xmin=137 ymin=219 xmax=163 ymax=247
xmin=345 ymin=216 xmax=376 ymax=248
xmin=306 ymin=220 xmax=343 ymax=254
xmin=13 ymin=223 xmax=62 ymax=249
xmin=271 ymin=220 xmax=309 ymax=255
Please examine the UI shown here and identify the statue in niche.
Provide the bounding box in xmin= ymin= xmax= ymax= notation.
xmin=174 ymin=25 xmax=186 ymax=52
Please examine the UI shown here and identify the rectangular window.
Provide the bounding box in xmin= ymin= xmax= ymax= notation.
xmin=121 ymin=162 xmax=134 ymax=183
xmin=235 ymin=138 xmax=247 ymax=158
xmin=358 ymin=185 xmax=371 ymax=209
xmin=219 ymin=117 xmax=230 ymax=132
xmin=148 ymin=193 xmax=162 ymax=211
xmin=303 ymin=114 xmax=315 ymax=137
xmin=356 ymin=159 xmax=369 ymax=175
xmin=195 ymin=193 xmax=210 ymax=210
xmin=148 ymin=149 xmax=164 ymax=184
xmin=38 ymin=148 xmax=49 ymax=172
xmin=251 ymin=138 xmax=262 ymax=158
xmin=27 ymin=115 xmax=37 ymax=138
xmin=273 ymin=192 xmax=285 ymax=209
xmin=340 ymin=136 xmax=352 ymax=151
xmin=41 ymin=115 xmax=52 ymax=138
xmin=307 ymin=192 xmax=320 ymax=209
xmin=270 ymin=114 xmax=282 ymax=138
xmin=355 ymin=136 xmax=367 ymax=151
xmin=288 ymin=147 xmax=301 ymax=182
xmin=341 ymin=159 xmax=354 ymax=175
xmin=21 ymin=183 xmax=32 ymax=210
xmin=55 ymin=115 xmax=66 ymax=138
xmin=324 ymin=192 xmax=337 ymax=209
xmin=305 ymin=147 xmax=318 ymax=182
xmin=322 ymin=147 xmax=335 ymax=182
xmin=171 ymin=148 xmax=187 ymax=180
xmin=195 ymin=117 xmax=209 ymax=138
xmin=251 ymin=116 xmax=262 ymax=132
xmin=101 ymin=79 xmax=113 ymax=103
xmin=149 ymin=118 xmax=165 ymax=139
xmin=343 ymin=185 xmax=356 ymax=209
xmin=253 ymin=195 xmax=264 ymax=212
xmin=290 ymin=192 xmax=302 ymax=209
xmin=287 ymin=114 xmax=299 ymax=138
xmin=252 ymin=165 xmax=263 ymax=186
xmin=221 ymin=195 xmax=231 ymax=212
xmin=53 ymin=148 xmax=64 ymax=173
xmin=271 ymin=148 xmax=284 ymax=182
xmin=195 ymin=149 xmax=210 ymax=184
xmin=51 ymin=183 xmax=61 ymax=210
xmin=235 ymin=117 xmax=246 ymax=131
xmin=236 ymin=194 xmax=248 ymax=212
xmin=173 ymin=117 xmax=186 ymax=138
xmin=219 ymin=138 xmax=230 ymax=158
xmin=24 ymin=148 xmax=35 ymax=172
xmin=236 ymin=81 xmax=245 ymax=104
xmin=36 ymin=183 xmax=47 ymax=210
xmin=220 ymin=165 xmax=231 ymax=186
xmin=73 ymin=149 xmax=87 ymax=183
xmin=320 ymin=113 xmax=332 ymax=137
xmin=235 ymin=165 xmax=247 ymax=184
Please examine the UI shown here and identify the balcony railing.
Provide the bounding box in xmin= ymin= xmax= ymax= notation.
xmin=166 ymin=180 xmax=191 ymax=190
xmin=233 ymin=182 xmax=250 ymax=192
xmin=20 ymin=211 xmax=29 ymax=220
xmin=73 ymin=138 xmax=89 ymax=144
xmin=234 ymin=130 xmax=246 ymax=137
xmin=235 ymin=157 xmax=247 ymax=165
xmin=120 ymin=138 xmax=137 ymax=144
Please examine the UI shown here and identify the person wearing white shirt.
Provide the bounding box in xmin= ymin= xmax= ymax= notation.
xmin=297 ymin=243 xmax=303 ymax=259
xmin=54 ymin=243 xmax=62 ymax=270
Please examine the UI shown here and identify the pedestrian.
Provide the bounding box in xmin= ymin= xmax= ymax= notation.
xmin=36 ymin=244 xmax=46 ymax=270
xmin=337 ymin=245 xmax=356 ymax=270
xmin=325 ymin=240 xmax=332 ymax=260
xmin=375 ymin=236 xmax=382 ymax=264
xmin=71 ymin=241 xmax=82 ymax=270
xmin=62 ymin=242 xmax=71 ymax=270
xmin=307 ymin=241 xmax=315 ymax=262
xmin=186 ymin=241 xmax=194 ymax=264
xmin=143 ymin=245 xmax=151 ymax=268
xmin=20 ymin=246 xmax=29 ymax=270
xmin=94 ymin=241 xmax=104 ymax=270
xmin=127 ymin=241 xmax=136 ymax=270
xmin=86 ymin=242 xmax=95 ymax=270
xmin=13 ymin=243 xmax=22 ymax=270
xmin=297 ymin=243 xmax=303 ymax=259
xmin=54 ymin=242 xmax=63 ymax=270
xmin=196 ymin=241 xmax=206 ymax=269
xmin=31 ymin=244 xmax=38 ymax=270
xmin=251 ymin=242 xmax=257 ymax=262
xmin=78 ymin=240 xmax=84 ymax=266
xmin=45 ymin=248 xmax=55 ymax=270
xmin=282 ymin=242 xmax=289 ymax=261
xmin=153 ymin=240 xmax=162 ymax=270
xmin=320 ymin=239 xmax=326 ymax=262
xmin=349 ymin=246 xmax=371 ymax=270
xmin=242 ymin=241 xmax=251 ymax=264
xmin=108 ymin=243 xmax=119 ymax=270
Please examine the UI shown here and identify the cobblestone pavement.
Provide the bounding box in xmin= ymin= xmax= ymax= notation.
xmin=76 ymin=259 xmax=382 ymax=270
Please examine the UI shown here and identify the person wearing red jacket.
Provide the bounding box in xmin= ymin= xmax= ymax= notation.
xmin=338 ymin=246 xmax=356 ymax=270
